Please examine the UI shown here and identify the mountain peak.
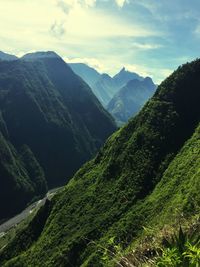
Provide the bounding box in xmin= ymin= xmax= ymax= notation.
xmin=113 ymin=67 xmax=143 ymax=88
xmin=101 ymin=73 xmax=112 ymax=80
xmin=21 ymin=51 xmax=61 ymax=60
xmin=143 ymin=76 xmax=154 ymax=85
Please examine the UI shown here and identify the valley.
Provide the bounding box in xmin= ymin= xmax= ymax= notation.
xmin=0 ymin=51 xmax=116 ymax=221
xmin=0 ymin=1 xmax=200 ymax=265
xmin=0 ymin=187 xmax=61 ymax=234
xmin=0 ymin=56 xmax=199 ymax=266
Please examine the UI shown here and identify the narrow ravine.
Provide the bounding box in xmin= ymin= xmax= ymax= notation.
xmin=0 ymin=187 xmax=62 ymax=234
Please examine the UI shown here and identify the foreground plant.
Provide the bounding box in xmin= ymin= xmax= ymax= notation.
xmin=156 ymin=227 xmax=200 ymax=267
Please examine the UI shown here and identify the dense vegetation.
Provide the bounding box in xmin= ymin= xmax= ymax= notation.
xmin=155 ymin=227 xmax=200 ymax=266
xmin=107 ymin=77 xmax=156 ymax=125
xmin=1 ymin=59 xmax=200 ymax=266
xmin=0 ymin=52 xmax=116 ymax=220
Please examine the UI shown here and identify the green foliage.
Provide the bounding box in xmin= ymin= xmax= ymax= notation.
xmin=1 ymin=59 xmax=200 ymax=266
xmin=100 ymin=237 xmax=123 ymax=264
xmin=0 ymin=199 xmax=52 ymax=265
xmin=156 ymin=227 xmax=200 ymax=267
xmin=156 ymin=248 xmax=181 ymax=267
xmin=183 ymin=242 xmax=200 ymax=266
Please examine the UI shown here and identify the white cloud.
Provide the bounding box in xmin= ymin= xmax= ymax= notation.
xmin=64 ymin=57 xmax=104 ymax=72
xmin=84 ymin=0 xmax=96 ymax=7
xmin=159 ymin=68 xmax=173 ymax=78
xmin=57 ymin=0 xmax=71 ymax=14
xmin=136 ymin=1 xmax=158 ymax=14
xmin=131 ymin=42 xmax=162 ymax=50
xmin=124 ymin=64 xmax=151 ymax=77
xmin=0 ymin=0 xmax=161 ymax=54
xmin=50 ymin=21 xmax=66 ymax=38
xmin=0 ymin=0 xmax=166 ymax=84
xmin=115 ymin=0 xmax=127 ymax=8
xmin=16 ymin=50 xmax=37 ymax=58
xmin=57 ymin=0 xmax=96 ymax=13
xmin=124 ymin=64 xmax=173 ymax=83
xmin=61 ymin=6 xmax=160 ymax=39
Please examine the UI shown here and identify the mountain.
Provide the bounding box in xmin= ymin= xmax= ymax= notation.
xmin=69 ymin=63 xmax=101 ymax=88
xmin=112 ymin=66 xmax=143 ymax=88
xmin=1 ymin=59 xmax=200 ymax=267
xmin=92 ymin=73 xmax=118 ymax=106
xmin=0 ymin=51 xmax=18 ymax=61
xmin=68 ymin=64 xmax=145 ymax=106
xmin=68 ymin=63 xmax=115 ymax=105
xmin=92 ymin=68 xmax=145 ymax=106
xmin=21 ymin=51 xmax=60 ymax=60
xmin=107 ymin=77 xmax=157 ymax=125
xmin=0 ymin=51 xmax=116 ymax=220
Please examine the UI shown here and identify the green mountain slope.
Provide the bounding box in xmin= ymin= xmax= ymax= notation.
xmin=0 ymin=52 xmax=116 ymax=220
xmin=1 ymin=59 xmax=200 ymax=266
xmin=0 ymin=129 xmax=47 ymax=221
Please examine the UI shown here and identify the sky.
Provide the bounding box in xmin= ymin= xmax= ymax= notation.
xmin=0 ymin=0 xmax=200 ymax=83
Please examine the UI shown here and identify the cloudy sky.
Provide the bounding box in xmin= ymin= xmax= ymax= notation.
xmin=0 ymin=0 xmax=200 ymax=83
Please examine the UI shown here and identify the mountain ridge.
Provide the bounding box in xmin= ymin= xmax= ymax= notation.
xmin=22 ymin=51 xmax=61 ymax=60
xmin=0 ymin=52 xmax=116 ymax=220
xmin=69 ymin=63 xmax=148 ymax=107
xmin=107 ymin=76 xmax=156 ymax=124
xmin=69 ymin=63 xmax=101 ymax=88
xmin=0 ymin=51 xmax=18 ymax=61
xmin=1 ymin=59 xmax=199 ymax=266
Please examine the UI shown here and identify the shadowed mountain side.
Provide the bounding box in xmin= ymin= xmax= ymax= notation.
xmin=0 ymin=52 xmax=116 ymax=220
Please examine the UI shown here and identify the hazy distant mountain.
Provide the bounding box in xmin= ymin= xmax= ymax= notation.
xmin=113 ymin=67 xmax=143 ymax=88
xmin=0 ymin=51 xmax=18 ymax=61
xmin=67 ymin=63 xmax=145 ymax=106
xmin=69 ymin=63 xmax=117 ymax=105
xmin=0 ymin=51 xmax=116 ymax=220
xmin=107 ymin=77 xmax=156 ymax=125
xmin=92 ymin=68 xmax=145 ymax=106
xmin=60 ymin=61 xmax=156 ymax=124
xmin=69 ymin=63 xmax=101 ymax=88
xmin=92 ymin=73 xmax=118 ymax=105
xmin=92 ymin=68 xmax=143 ymax=107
